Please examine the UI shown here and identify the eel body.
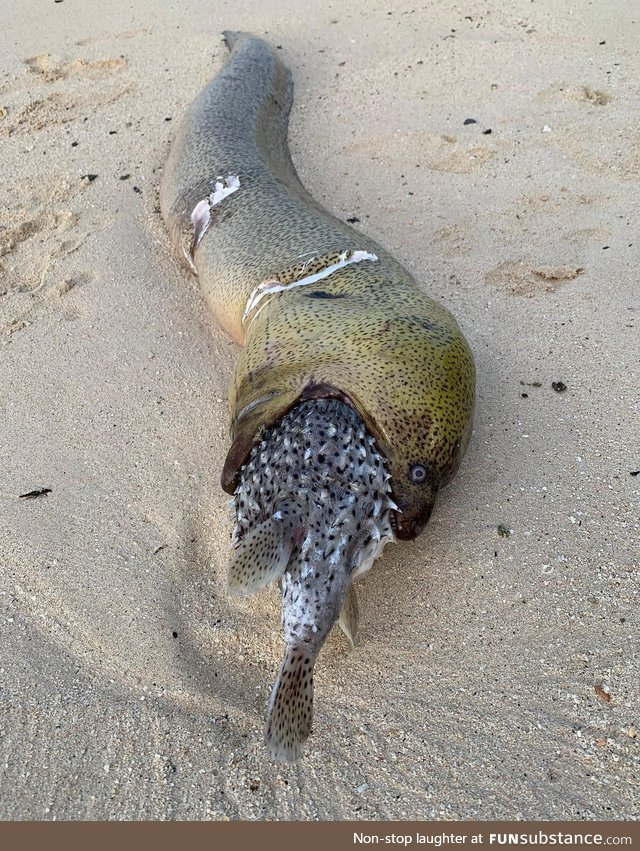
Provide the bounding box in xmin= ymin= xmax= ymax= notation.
xmin=160 ymin=32 xmax=475 ymax=761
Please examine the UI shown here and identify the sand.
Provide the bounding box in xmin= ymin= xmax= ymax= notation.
xmin=0 ymin=0 xmax=638 ymax=821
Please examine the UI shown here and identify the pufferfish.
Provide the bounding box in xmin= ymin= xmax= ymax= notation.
xmin=160 ymin=31 xmax=475 ymax=761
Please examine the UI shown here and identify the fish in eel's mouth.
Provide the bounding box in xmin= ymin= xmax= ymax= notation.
xmin=228 ymin=398 xmax=396 ymax=761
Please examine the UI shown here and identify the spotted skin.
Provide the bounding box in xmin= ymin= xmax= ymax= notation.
xmin=232 ymin=399 xmax=394 ymax=761
xmin=160 ymin=31 xmax=476 ymax=539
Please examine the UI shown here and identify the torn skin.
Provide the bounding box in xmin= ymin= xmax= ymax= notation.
xmin=185 ymin=174 xmax=241 ymax=270
xmin=242 ymin=249 xmax=378 ymax=327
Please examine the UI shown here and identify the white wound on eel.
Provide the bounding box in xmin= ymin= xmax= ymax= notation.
xmin=210 ymin=174 xmax=241 ymax=205
xmin=185 ymin=174 xmax=241 ymax=269
xmin=242 ymin=249 xmax=378 ymax=326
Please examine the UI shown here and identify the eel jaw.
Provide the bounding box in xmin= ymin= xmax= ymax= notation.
xmin=391 ymin=499 xmax=434 ymax=540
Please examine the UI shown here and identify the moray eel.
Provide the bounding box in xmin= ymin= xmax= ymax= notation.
xmin=160 ymin=31 xmax=475 ymax=761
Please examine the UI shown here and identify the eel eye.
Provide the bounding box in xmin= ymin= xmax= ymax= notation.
xmin=409 ymin=464 xmax=428 ymax=484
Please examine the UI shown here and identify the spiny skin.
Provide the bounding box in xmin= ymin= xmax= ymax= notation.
xmin=160 ymin=31 xmax=476 ymax=539
xmin=230 ymin=399 xmax=394 ymax=762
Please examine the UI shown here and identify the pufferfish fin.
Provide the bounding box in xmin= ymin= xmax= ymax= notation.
xmin=228 ymin=508 xmax=297 ymax=596
xmin=265 ymin=644 xmax=315 ymax=763
xmin=338 ymin=582 xmax=359 ymax=649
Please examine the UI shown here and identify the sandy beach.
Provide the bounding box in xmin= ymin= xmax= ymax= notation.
xmin=1 ymin=0 xmax=638 ymax=820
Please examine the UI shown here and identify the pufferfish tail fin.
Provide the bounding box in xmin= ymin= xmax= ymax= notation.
xmin=228 ymin=502 xmax=301 ymax=596
xmin=265 ymin=644 xmax=316 ymax=762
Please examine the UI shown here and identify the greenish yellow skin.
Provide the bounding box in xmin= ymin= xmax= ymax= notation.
xmin=160 ymin=31 xmax=475 ymax=539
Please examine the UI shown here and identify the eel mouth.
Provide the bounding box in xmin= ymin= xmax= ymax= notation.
xmin=221 ymin=382 xmax=356 ymax=495
xmin=221 ymin=380 xmax=438 ymax=542
xmin=391 ymin=500 xmax=434 ymax=541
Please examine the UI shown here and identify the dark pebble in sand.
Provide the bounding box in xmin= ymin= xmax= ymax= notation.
xmin=346 ymin=216 xmax=360 ymax=223
xmin=552 ymin=381 xmax=567 ymax=393
xmin=463 ymin=118 xmax=477 ymax=125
